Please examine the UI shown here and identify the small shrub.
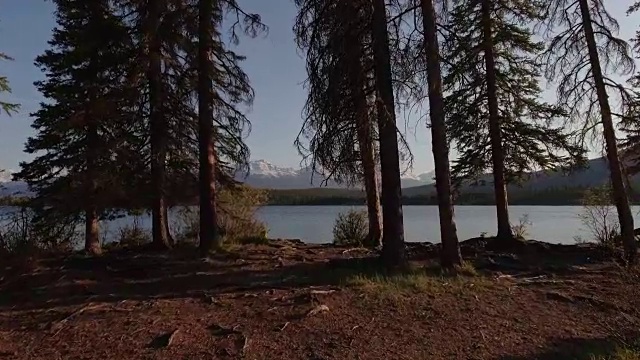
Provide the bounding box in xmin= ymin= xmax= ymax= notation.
xmin=172 ymin=185 xmax=269 ymax=246
xmin=0 ymin=206 xmax=78 ymax=256
xmin=332 ymin=209 xmax=368 ymax=247
xmin=454 ymin=261 xmax=479 ymax=277
xmin=511 ymin=214 xmax=532 ymax=240
xmin=117 ymin=215 xmax=150 ymax=247
xmin=578 ymin=186 xmax=619 ymax=247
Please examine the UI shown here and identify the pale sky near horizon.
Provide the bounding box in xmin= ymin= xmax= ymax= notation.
xmin=0 ymin=0 xmax=638 ymax=175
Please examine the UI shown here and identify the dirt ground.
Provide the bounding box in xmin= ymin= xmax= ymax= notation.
xmin=0 ymin=239 xmax=639 ymax=360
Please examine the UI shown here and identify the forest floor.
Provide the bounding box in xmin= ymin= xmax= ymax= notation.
xmin=0 ymin=238 xmax=639 ymax=360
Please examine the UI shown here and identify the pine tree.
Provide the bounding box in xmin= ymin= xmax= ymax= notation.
xmin=442 ymin=0 xmax=584 ymax=243
xmin=620 ymin=3 xmax=640 ymax=190
xmin=0 ymin=52 xmax=19 ymax=116
xmin=193 ymin=0 xmax=263 ymax=254
xmin=372 ymin=0 xmax=408 ymax=268
xmin=147 ymin=0 xmax=172 ymax=249
xmin=541 ymin=0 xmax=637 ymax=264
xmin=17 ymin=0 xmax=133 ymax=254
xmin=294 ymin=0 xmax=383 ymax=248
xmin=419 ymin=0 xmax=462 ymax=267
xmin=197 ymin=0 xmax=221 ymax=254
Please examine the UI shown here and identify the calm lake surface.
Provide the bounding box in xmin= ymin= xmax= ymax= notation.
xmin=256 ymin=205 xmax=640 ymax=244
xmin=3 ymin=205 xmax=639 ymax=245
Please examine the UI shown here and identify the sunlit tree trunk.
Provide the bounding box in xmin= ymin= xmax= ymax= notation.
xmin=371 ymin=0 xmax=407 ymax=268
xmin=480 ymin=0 xmax=513 ymax=242
xmin=197 ymin=0 xmax=221 ymax=255
xmin=578 ymin=0 xmax=636 ymax=264
xmin=420 ymin=0 xmax=462 ymax=267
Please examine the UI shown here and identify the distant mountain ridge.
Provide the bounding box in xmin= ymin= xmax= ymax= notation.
xmin=1 ymin=157 xmax=628 ymax=199
xmin=402 ymin=157 xmax=635 ymax=197
xmin=0 ymin=161 xmax=436 ymax=197
xmin=235 ymin=159 xmax=436 ymax=189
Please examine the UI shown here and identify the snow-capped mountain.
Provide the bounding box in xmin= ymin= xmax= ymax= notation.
xmin=0 ymin=160 xmax=436 ymax=198
xmin=0 ymin=170 xmax=31 ymax=197
xmin=237 ymin=160 xmax=436 ymax=189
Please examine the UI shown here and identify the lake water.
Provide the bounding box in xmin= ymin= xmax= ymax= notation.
xmin=2 ymin=205 xmax=638 ymax=245
xmin=257 ymin=205 xmax=638 ymax=244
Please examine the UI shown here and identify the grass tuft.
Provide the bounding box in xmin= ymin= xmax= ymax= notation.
xmin=589 ymin=346 xmax=640 ymax=360
xmin=342 ymin=263 xmax=487 ymax=296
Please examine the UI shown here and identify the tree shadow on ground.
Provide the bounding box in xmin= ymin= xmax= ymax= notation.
xmin=0 ymin=240 xmax=624 ymax=314
xmin=497 ymin=334 xmax=640 ymax=360
xmin=0 ymin=244 xmax=387 ymax=312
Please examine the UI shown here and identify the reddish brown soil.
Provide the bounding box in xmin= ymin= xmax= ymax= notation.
xmin=0 ymin=240 xmax=638 ymax=360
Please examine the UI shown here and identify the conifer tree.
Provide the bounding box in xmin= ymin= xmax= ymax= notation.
xmin=17 ymin=0 xmax=133 ymax=254
xmin=419 ymin=0 xmax=462 ymax=266
xmin=541 ymin=0 xmax=637 ymax=263
xmin=372 ymin=0 xmax=408 ymax=268
xmin=442 ymin=0 xmax=584 ymax=243
xmin=193 ymin=0 xmax=263 ymax=253
xmin=294 ymin=0 xmax=383 ymax=248
xmin=0 ymin=53 xmax=18 ymax=116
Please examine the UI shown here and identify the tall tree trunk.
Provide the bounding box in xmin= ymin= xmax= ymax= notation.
xmin=371 ymin=0 xmax=407 ymax=268
xmin=348 ymin=14 xmax=382 ymax=249
xmin=578 ymin=0 xmax=637 ymax=264
xmin=356 ymin=121 xmax=382 ymax=248
xmin=85 ymin=104 xmax=101 ymax=255
xmin=355 ymin=95 xmax=382 ymax=249
xmin=420 ymin=0 xmax=462 ymax=267
xmin=197 ymin=0 xmax=220 ymax=256
xmin=148 ymin=0 xmax=171 ymax=250
xmin=480 ymin=0 xmax=513 ymax=242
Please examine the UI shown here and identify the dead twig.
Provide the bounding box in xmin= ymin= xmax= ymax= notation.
xmin=309 ymin=290 xmax=336 ymax=296
xmin=50 ymin=303 xmax=107 ymax=337
xmin=306 ymin=304 xmax=330 ymax=317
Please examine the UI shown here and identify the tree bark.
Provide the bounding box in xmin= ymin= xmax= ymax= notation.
xmin=347 ymin=9 xmax=382 ymax=249
xmin=357 ymin=122 xmax=383 ymax=248
xmin=480 ymin=0 xmax=513 ymax=242
xmin=148 ymin=0 xmax=171 ymax=250
xmin=578 ymin=0 xmax=637 ymax=264
xmin=85 ymin=102 xmax=101 ymax=255
xmin=371 ymin=0 xmax=407 ymax=269
xmin=420 ymin=0 xmax=462 ymax=267
xmin=197 ymin=0 xmax=220 ymax=256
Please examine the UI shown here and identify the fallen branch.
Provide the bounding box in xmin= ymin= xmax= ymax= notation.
xmin=306 ymin=304 xmax=330 ymax=317
xmin=310 ymin=290 xmax=336 ymax=296
xmin=50 ymin=303 xmax=107 ymax=337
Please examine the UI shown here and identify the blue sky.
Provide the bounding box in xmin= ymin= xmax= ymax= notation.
xmin=0 ymin=0 xmax=638 ymax=175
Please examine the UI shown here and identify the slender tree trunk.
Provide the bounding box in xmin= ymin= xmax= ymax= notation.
xmin=197 ymin=0 xmax=220 ymax=256
xmin=355 ymin=96 xmax=382 ymax=248
xmin=480 ymin=0 xmax=513 ymax=242
xmin=578 ymin=0 xmax=637 ymax=264
xmin=148 ymin=0 xmax=171 ymax=250
xmin=347 ymin=15 xmax=382 ymax=249
xmin=85 ymin=106 xmax=101 ymax=255
xmin=420 ymin=0 xmax=462 ymax=267
xmin=371 ymin=0 xmax=407 ymax=269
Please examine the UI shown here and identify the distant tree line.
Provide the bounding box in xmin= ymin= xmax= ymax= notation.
xmin=265 ymin=186 xmax=624 ymax=206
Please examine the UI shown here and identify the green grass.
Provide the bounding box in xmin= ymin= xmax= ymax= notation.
xmin=341 ymin=262 xmax=487 ymax=296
